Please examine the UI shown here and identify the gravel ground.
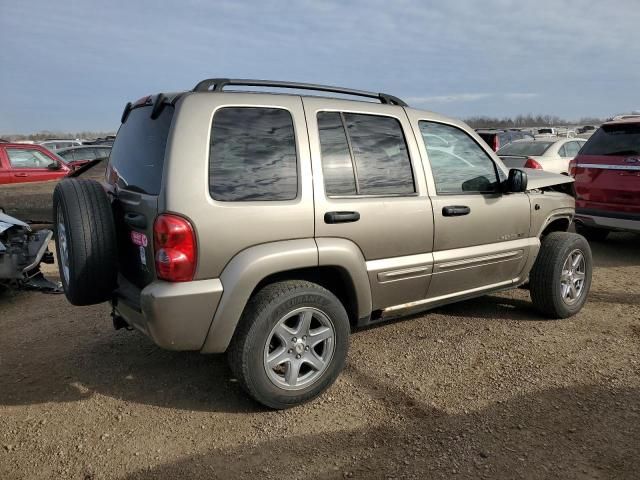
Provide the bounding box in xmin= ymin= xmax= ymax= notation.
xmin=1 ymin=233 xmax=639 ymax=479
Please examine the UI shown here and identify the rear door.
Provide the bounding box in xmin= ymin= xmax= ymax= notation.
xmin=304 ymin=98 xmax=434 ymax=310
xmin=106 ymin=101 xmax=174 ymax=289
xmin=574 ymin=122 xmax=640 ymax=216
xmin=408 ymin=115 xmax=533 ymax=299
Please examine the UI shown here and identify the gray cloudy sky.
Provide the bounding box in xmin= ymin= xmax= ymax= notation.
xmin=1 ymin=0 xmax=639 ymax=133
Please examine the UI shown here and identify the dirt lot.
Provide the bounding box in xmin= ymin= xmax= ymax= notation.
xmin=1 ymin=234 xmax=639 ymax=479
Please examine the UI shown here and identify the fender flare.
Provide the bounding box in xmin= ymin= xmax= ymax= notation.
xmin=200 ymin=237 xmax=373 ymax=353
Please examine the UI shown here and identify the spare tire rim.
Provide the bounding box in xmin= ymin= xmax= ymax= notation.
xmin=263 ymin=307 xmax=335 ymax=391
xmin=560 ymin=248 xmax=586 ymax=305
xmin=56 ymin=206 xmax=70 ymax=285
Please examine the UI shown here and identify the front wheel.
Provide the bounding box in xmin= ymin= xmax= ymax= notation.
xmin=228 ymin=280 xmax=350 ymax=409
xmin=529 ymin=232 xmax=592 ymax=319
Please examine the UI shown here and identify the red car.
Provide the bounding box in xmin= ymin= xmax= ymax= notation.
xmin=0 ymin=143 xmax=70 ymax=185
xmin=571 ymin=117 xmax=640 ymax=240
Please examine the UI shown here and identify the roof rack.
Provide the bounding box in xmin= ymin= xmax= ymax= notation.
xmin=192 ymin=78 xmax=408 ymax=107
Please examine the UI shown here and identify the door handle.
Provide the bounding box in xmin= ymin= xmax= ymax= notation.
xmin=14 ymin=173 xmax=28 ymax=177
xmin=124 ymin=212 xmax=147 ymax=229
xmin=442 ymin=205 xmax=470 ymax=217
xmin=324 ymin=211 xmax=360 ymax=224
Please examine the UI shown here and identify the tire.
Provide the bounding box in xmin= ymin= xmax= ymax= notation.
xmin=574 ymin=223 xmax=609 ymax=242
xmin=52 ymin=179 xmax=117 ymax=306
xmin=228 ymin=280 xmax=350 ymax=409
xmin=529 ymin=232 xmax=592 ymax=319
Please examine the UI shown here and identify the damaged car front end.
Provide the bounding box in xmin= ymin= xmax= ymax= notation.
xmin=0 ymin=212 xmax=59 ymax=291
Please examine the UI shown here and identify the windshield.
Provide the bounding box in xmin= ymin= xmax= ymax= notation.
xmin=580 ymin=123 xmax=640 ymax=156
xmin=497 ymin=141 xmax=554 ymax=157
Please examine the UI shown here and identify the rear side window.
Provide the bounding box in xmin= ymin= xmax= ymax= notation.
xmin=108 ymin=105 xmax=173 ymax=195
xmin=209 ymin=107 xmax=297 ymax=201
xmin=581 ymin=123 xmax=640 ymax=156
xmin=317 ymin=112 xmax=415 ymax=196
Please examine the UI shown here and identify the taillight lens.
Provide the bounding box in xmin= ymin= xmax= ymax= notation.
xmin=568 ymin=159 xmax=577 ymax=177
xmin=153 ymin=214 xmax=197 ymax=282
xmin=493 ymin=136 xmax=500 ymax=151
xmin=524 ymin=157 xmax=543 ymax=170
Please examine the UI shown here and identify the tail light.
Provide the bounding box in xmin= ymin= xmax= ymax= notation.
xmin=153 ymin=214 xmax=197 ymax=282
xmin=568 ymin=159 xmax=577 ymax=177
xmin=492 ymin=136 xmax=500 ymax=151
xmin=524 ymin=158 xmax=543 ymax=170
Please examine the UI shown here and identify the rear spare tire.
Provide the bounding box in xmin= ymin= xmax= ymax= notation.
xmin=53 ymin=179 xmax=117 ymax=305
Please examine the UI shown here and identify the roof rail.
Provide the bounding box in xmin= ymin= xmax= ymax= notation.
xmin=192 ymin=78 xmax=408 ymax=107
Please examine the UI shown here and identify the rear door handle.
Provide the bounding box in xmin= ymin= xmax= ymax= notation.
xmin=13 ymin=173 xmax=28 ymax=177
xmin=124 ymin=212 xmax=147 ymax=229
xmin=324 ymin=211 xmax=360 ymax=224
xmin=442 ymin=205 xmax=470 ymax=217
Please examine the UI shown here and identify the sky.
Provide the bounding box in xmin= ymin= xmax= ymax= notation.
xmin=1 ymin=0 xmax=639 ymax=133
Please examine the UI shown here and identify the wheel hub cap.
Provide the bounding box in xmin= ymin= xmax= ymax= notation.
xmin=559 ymin=248 xmax=586 ymax=305
xmin=263 ymin=307 xmax=336 ymax=391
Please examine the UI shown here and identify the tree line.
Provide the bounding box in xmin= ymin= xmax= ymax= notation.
xmin=464 ymin=114 xmax=608 ymax=129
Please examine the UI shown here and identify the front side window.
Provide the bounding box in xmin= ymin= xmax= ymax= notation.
xmin=209 ymin=107 xmax=297 ymax=201
xmin=6 ymin=149 xmax=53 ymax=169
xmin=317 ymin=112 xmax=415 ymax=196
xmin=419 ymin=122 xmax=499 ymax=194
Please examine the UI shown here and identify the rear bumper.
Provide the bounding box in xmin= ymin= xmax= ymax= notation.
xmin=113 ymin=277 xmax=223 ymax=350
xmin=575 ymin=208 xmax=640 ymax=233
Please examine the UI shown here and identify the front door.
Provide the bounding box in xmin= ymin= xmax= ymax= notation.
xmin=408 ymin=117 xmax=533 ymax=300
xmin=303 ymin=97 xmax=434 ymax=310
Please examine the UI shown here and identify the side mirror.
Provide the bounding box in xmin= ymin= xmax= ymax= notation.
xmin=504 ymin=168 xmax=528 ymax=193
xmin=47 ymin=162 xmax=61 ymax=170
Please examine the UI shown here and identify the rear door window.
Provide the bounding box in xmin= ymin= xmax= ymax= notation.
xmin=209 ymin=107 xmax=298 ymax=201
xmin=6 ymin=148 xmax=52 ymax=168
xmin=317 ymin=112 xmax=415 ymax=196
xmin=107 ymin=105 xmax=174 ymax=195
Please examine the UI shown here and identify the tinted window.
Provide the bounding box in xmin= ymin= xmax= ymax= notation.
xmin=558 ymin=145 xmax=567 ymax=157
xmin=210 ymin=107 xmax=297 ymax=201
xmin=6 ymin=148 xmax=53 ymax=168
xmin=58 ymin=149 xmax=74 ymax=160
xmin=581 ymin=123 xmax=640 ymax=156
xmin=317 ymin=112 xmax=357 ymax=195
xmin=420 ymin=122 xmax=499 ymax=194
xmin=108 ymin=105 xmax=173 ymax=195
xmin=497 ymin=141 xmax=554 ymax=156
xmin=342 ymin=113 xmax=414 ymax=195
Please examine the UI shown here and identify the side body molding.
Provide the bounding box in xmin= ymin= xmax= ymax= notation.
xmin=200 ymin=239 xmax=318 ymax=353
xmin=316 ymin=237 xmax=373 ymax=322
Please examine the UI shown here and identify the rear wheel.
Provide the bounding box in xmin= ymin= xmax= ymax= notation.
xmin=228 ymin=280 xmax=350 ymax=409
xmin=530 ymin=232 xmax=592 ymax=318
xmin=53 ymin=179 xmax=117 ymax=305
xmin=575 ymin=223 xmax=609 ymax=242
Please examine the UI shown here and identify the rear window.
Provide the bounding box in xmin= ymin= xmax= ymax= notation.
xmin=497 ymin=141 xmax=554 ymax=157
xmin=580 ymin=123 xmax=640 ymax=156
xmin=107 ymin=105 xmax=173 ymax=195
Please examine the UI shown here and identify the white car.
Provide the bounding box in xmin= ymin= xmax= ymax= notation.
xmin=497 ymin=137 xmax=587 ymax=174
